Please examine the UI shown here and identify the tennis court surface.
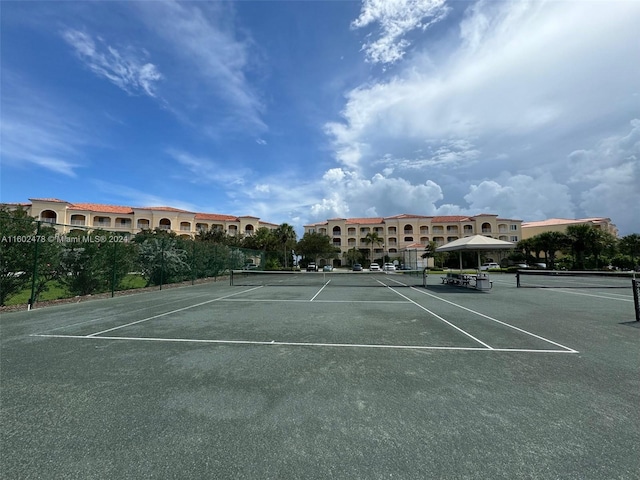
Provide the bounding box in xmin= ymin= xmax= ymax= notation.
xmin=2 ymin=272 xmax=638 ymax=478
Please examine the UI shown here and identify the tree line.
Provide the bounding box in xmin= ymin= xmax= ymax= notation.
xmin=0 ymin=207 xmax=311 ymax=306
xmin=515 ymin=225 xmax=639 ymax=270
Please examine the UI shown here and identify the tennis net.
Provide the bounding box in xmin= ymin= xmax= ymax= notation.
xmin=516 ymin=270 xmax=635 ymax=289
xmin=230 ymin=269 xmax=427 ymax=287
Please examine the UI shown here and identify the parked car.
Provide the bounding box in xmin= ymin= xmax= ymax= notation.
xmin=306 ymin=262 xmax=318 ymax=272
xmin=352 ymin=263 xmax=363 ymax=271
xmin=323 ymin=265 xmax=333 ymax=272
xmin=243 ymin=263 xmax=258 ymax=270
xmin=383 ymin=263 xmax=396 ymax=271
xmin=480 ymin=262 xmax=500 ymax=271
xmin=369 ymin=263 xmax=381 ymax=271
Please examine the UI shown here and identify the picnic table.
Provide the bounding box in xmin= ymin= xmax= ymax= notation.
xmin=441 ymin=272 xmax=492 ymax=291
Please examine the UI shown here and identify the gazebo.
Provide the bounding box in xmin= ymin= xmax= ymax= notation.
xmin=435 ymin=235 xmax=515 ymax=271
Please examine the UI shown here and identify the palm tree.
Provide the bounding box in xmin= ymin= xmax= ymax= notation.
xmin=535 ymin=231 xmax=569 ymax=269
xmin=363 ymin=232 xmax=384 ymax=266
xmin=566 ymin=224 xmax=598 ymax=270
xmin=274 ymin=223 xmax=297 ymax=269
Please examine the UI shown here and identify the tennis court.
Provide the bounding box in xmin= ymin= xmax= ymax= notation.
xmin=1 ymin=271 xmax=638 ymax=479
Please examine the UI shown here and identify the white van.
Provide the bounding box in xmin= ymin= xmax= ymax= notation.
xmin=480 ymin=262 xmax=500 ymax=271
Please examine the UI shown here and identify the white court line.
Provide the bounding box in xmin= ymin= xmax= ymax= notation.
xmin=537 ymin=288 xmax=633 ymax=302
xmin=86 ymin=286 xmax=264 ymax=337
xmin=386 ymin=286 xmax=494 ymax=350
xmin=221 ymin=298 xmax=408 ymax=304
xmin=413 ymin=287 xmax=578 ymax=353
xmin=310 ymin=281 xmax=330 ymax=302
xmin=29 ymin=333 xmax=577 ymax=353
xmin=35 ymin=292 xmax=219 ymax=335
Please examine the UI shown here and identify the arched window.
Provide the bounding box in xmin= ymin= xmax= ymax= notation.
xmin=40 ymin=210 xmax=57 ymax=223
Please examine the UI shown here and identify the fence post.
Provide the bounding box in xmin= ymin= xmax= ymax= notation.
xmin=111 ymin=240 xmax=117 ymax=298
xmin=28 ymin=221 xmax=41 ymax=311
xmin=160 ymin=238 xmax=165 ymax=290
xmin=633 ymin=279 xmax=639 ymax=322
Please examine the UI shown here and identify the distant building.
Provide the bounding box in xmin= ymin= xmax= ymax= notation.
xmin=2 ymin=198 xmax=277 ymax=238
xmin=521 ymin=218 xmax=618 ymax=239
xmin=304 ymin=213 xmax=523 ymax=267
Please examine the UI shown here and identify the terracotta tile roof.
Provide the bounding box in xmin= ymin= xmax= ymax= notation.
xmin=138 ymin=206 xmax=195 ymax=213
xmin=195 ymin=213 xmax=239 ymax=221
xmin=304 ymin=221 xmax=328 ymax=227
xmin=522 ymin=218 xmax=610 ymax=228
xmin=431 ymin=216 xmax=472 ymax=222
xmin=70 ymin=203 xmax=134 ymax=214
xmin=345 ymin=217 xmax=385 ymax=225
xmin=384 ymin=214 xmax=432 ymax=220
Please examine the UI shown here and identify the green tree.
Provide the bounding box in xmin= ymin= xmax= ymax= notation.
xmin=296 ymin=232 xmax=339 ymax=265
xmin=274 ymin=223 xmax=297 ymax=269
xmin=619 ymin=233 xmax=640 ymax=268
xmin=534 ymin=231 xmax=569 ymax=270
xmin=59 ymin=230 xmax=115 ymax=296
xmin=363 ymin=232 xmax=383 ymax=266
xmin=343 ymin=247 xmax=363 ymax=267
xmin=566 ymin=224 xmax=598 ymax=270
xmin=30 ymin=223 xmax=63 ymax=302
xmin=589 ymin=229 xmax=618 ymax=269
xmin=516 ymin=238 xmax=537 ymax=264
xmin=241 ymin=227 xmax=276 ymax=251
xmin=421 ymin=240 xmax=446 ymax=268
xmin=137 ymin=237 xmax=190 ymax=286
xmin=0 ymin=207 xmax=36 ymax=305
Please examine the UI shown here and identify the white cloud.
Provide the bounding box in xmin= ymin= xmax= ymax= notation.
xmin=0 ymin=73 xmax=88 ymax=177
xmin=568 ymin=120 xmax=640 ymax=233
xmin=351 ymin=0 xmax=449 ymax=65
xmin=132 ymin=0 xmax=266 ymax=133
xmin=166 ymin=149 xmax=252 ymax=187
xmin=62 ymin=29 xmax=162 ymax=98
xmin=327 ymin=0 xmax=640 ymax=234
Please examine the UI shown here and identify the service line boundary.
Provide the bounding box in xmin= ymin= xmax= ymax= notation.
xmin=413 ymin=287 xmax=578 ymax=353
xmin=29 ymin=333 xmax=578 ymax=354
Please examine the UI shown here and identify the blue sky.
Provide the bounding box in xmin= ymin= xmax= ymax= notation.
xmin=1 ymin=0 xmax=639 ymax=236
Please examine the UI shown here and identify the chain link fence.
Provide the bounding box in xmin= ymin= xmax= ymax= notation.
xmin=0 ymin=216 xmax=264 ymax=308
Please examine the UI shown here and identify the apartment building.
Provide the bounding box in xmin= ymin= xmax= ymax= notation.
xmin=304 ymin=213 xmax=523 ymax=266
xmin=521 ymin=218 xmax=618 ymax=239
xmin=6 ymin=198 xmax=277 ymax=237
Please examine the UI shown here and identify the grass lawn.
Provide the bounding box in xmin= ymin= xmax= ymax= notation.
xmin=3 ymin=274 xmax=147 ymax=306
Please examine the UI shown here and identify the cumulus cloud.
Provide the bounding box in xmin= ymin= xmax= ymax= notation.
xmin=326 ymin=0 xmax=640 ymax=234
xmin=62 ymin=29 xmax=162 ymax=97
xmin=568 ymin=120 xmax=640 ymax=233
